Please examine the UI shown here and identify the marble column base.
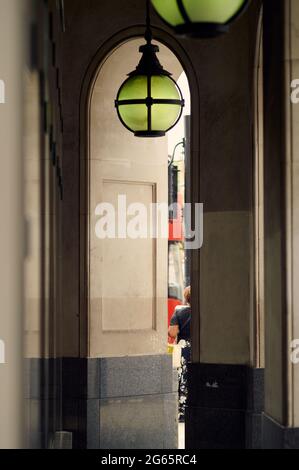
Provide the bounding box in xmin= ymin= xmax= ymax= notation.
xmin=62 ymin=355 xmax=178 ymax=449
xmin=186 ymin=363 xmax=264 ymax=449
xmin=262 ymin=414 xmax=299 ymax=449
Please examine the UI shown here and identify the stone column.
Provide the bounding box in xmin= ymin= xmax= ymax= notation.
xmin=186 ymin=1 xmax=264 ymax=449
xmin=262 ymin=0 xmax=299 ymax=448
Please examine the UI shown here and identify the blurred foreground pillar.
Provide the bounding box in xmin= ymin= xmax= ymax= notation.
xmin=0 ymin=0 xmax=30 ymax=449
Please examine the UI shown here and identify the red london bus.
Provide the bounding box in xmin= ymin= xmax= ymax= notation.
xmin=168 ymin=167 xmax=185 ymax=344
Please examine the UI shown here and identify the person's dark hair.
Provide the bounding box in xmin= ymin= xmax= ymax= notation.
xmin=184 ymin=286 xmax=191 ymax=305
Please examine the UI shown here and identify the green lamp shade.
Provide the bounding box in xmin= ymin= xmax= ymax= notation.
xmin=151 ymin=0 xmax=249 ymax=36
xmin=116 ymin=74 xmax=183 ymax=135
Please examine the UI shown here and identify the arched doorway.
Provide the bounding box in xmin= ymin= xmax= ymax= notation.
xmin=79 ymin=34 xmax=198 ymax=449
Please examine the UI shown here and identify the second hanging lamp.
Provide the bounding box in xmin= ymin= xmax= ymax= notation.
xmin=151 ymin=0 xmax=250 ymax=38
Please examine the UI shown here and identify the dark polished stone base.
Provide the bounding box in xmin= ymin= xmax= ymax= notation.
xmin=26 ymin=358 xmax=271 ymax=449
xmin=26 ymin=355 xmax=178 ymax=449
xmin=25 ymin=358 xmax=62 ymax=449
xmin=263 ymin=414 xmax=299 ymax=449
xmin=63 ymin=355 xmax=178 ymax=449
xmin=186 ymin=363 xmax=264 ymax=449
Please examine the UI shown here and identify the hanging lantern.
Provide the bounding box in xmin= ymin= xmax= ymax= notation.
xmin=151 ymin=0 xmax=250 ymax=38
xmin=115 ymin=1 xmax=185 ymax=138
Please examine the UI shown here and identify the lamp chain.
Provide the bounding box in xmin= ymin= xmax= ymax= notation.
xmin=145 ymin=0 xmax=152 ymax=44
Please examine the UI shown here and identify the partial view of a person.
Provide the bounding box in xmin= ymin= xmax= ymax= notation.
xmin=168 ymin=286 xmax=191 ymax=423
